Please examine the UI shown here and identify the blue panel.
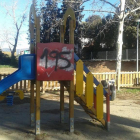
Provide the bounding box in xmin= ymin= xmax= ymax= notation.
xmin=74 ymin=53 xmax=79 ymax=62
xmin=0 ymin=54 xmax=36 ymax=94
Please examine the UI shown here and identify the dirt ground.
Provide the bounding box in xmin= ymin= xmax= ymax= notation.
xmin=0 ymin=60 xmax=139 ymax=74
xmin=0 ymin=91 xmax=140 ymax=140
xmin=0 ymin=62 xmax=140 ymax=140
xmin=84 ymin=61 xmax=139 ymax=72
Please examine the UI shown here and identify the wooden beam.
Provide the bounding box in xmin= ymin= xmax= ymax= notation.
xmin=30 ymin=80 xmax=35 ymax=126
xmin=35 ymin=80 xmax=40 ymax=134
xmin=60 ymin=25 xmax=64 ymax=43
xmin=60 ymin=25 xmax=65 ymax=123
xmin=69 ymin=18 xmax=75 ymax=133
xmin=69 ymin=81 xmax=74 ymax=132
xmin=35 ymin=16 xmax=41 ymax=135
xmin=69 ymin=19 xmax=74 ymax=44
xmin=29 ymin=3 xmax=35 ymax=128
xmin=60 ymin=82 xmax=64 ymax=123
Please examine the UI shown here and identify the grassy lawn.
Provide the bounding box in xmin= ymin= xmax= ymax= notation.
xmin=117 ymin=88 xmax=140 ymax=94
xmin=0 ymin=65 xmax=14 ymax=68
xmin=116 ymin=88 xmax=140 ymax=101
xmin=0 ymin=66 xmax=17 ymax=73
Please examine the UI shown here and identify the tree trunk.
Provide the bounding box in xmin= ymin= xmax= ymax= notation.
xmin=11 ymin=30 xmax=19 ymax=58
xmin=116 ymin=19 xmax=124 ymax=90
xmin=116 ymin=0 xmax=125 ymax=90
xmin=11 ymin=30 xmax=19 ymax=67
xmin=11 ymin=50 xmax=15 ymax=58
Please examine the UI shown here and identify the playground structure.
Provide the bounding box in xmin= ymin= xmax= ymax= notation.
xmin=0 ymin=1 xmax=110 ymax=135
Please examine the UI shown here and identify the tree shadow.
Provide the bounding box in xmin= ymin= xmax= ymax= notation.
xmin=0 ymin=93 xmax=140 ymax=140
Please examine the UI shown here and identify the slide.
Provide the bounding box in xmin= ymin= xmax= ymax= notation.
xmin=0 ymin=54 xmax=36 ymax=94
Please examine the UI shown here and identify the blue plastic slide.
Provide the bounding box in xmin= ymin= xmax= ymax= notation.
xmin=0 ymin=54 xmax=36 ymax=94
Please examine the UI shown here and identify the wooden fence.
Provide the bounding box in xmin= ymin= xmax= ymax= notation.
xmin=0 ymin=71 xmax=140 ymax=92
xmin=120 ymin=71 xmax=140 ymax=87
xmin=0 ymin=73 xmax=30 ymax=91
xmin=93 ymin=71 xmax=140 ymax=87
xmin=0 ymin=73 xmax=61 ymax=92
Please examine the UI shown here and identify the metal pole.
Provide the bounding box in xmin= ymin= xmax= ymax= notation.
xmin=137 ymin=22 xmax=139 ymax=85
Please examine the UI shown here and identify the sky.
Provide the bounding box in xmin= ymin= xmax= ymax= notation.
xmin=0 ymin=0 xmax=117 ymax=51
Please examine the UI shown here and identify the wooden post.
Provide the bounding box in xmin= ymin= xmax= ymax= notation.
xmin=60 ymin=82 xmax=64 ymax=123
xmin=36 ymin=80 xmax=40 ymax=134
xmin=69 ymin=19 xmax=74 ymax=132
xmin=35 ymin=16 xmax=41 ymax=135
xmin=60 ymin=25 xmax=65 ymax=123
xmin=29 ymin=6 xmax=36 ymax=127
xmin=30 ymin=80 xmax=35 ymax=126
xmin=69 ymin=81 xmax=74 ymax=132
xmin=106 ymin=84 xmax=110 ymax=131
xmin=69 ymin=19 xmax=74 ymax=44
xmin=60 ymin=25 xmax=64 ymax=43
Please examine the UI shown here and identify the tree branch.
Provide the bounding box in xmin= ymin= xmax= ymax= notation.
xmin=75 ymin=9 xmax=117 ymax=15
xmin=80 ymin=0 xmax=90 ymax=6
xmin=7 ymin=41 xmax=14 ymax=47
xmin=99 ymin=0 xmax=118 ymax=9
xmin=124 ymin=6 xmax=140 ymax=18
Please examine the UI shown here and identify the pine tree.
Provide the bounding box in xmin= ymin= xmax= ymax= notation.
xmin=40 ymin=0 xmax=85 ymax=57
xmin=40 ymin=0 xmax=61 ymax=43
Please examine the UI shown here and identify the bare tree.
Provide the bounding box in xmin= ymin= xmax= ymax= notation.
xmin=87 ymin=0 xmax=140 ymax=90
xmin=0 ymin=0 xmax=29 ymax=58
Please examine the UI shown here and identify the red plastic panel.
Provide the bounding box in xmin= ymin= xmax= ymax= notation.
xmin=36 ymin=43 xmax=74 ymax=81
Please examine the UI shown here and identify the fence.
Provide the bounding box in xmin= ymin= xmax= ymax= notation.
xmin=0 ymin=73 xmax=60 ymax=92
xmin=0 ymin=73 xmax=31 ymax=91
xmin=93 ymin=71 xmax=140 ymax=87
xmin=93 ymin=49 xmax=139 ymax=60
xmin=0 ymin=72 xmax=140 ymax=92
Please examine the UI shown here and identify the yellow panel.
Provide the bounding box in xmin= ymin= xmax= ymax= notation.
xmin=63 ymin=8 xmax=76 ymax=33
xmin=60 ymin=25 xmax=64 ymax=43
xmin=16 ymin=90 xmax=24 ymax=100
xmin=0 ymin=96 xmax=6 ymax=101
xmin=96 ymin=83 xmax=103 ymax=120
xmin=76 ymin=60 xmax=83 ymax=97
xmin=85 ymin=72 xmax=93 ymax=109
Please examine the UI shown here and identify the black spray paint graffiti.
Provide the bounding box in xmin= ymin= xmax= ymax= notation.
xmin=40 ymin=48 xmax=71 ymax=71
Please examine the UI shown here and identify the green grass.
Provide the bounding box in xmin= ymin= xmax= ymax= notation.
xmin=117 ymin=88 xmax=140 ymax=94
xmin=0 ymin=65 xmax=14 ymax=68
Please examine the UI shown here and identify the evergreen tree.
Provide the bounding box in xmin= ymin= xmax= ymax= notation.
xmin=123 ymin=9 xmax=140 ymax=49
xmin=40 ymin=0 xmax=85 ymax=56
xmin=40 ymin=0 xmax=61 ymax=43
xmin=81 ymin=14 xmax=118 ymax=59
